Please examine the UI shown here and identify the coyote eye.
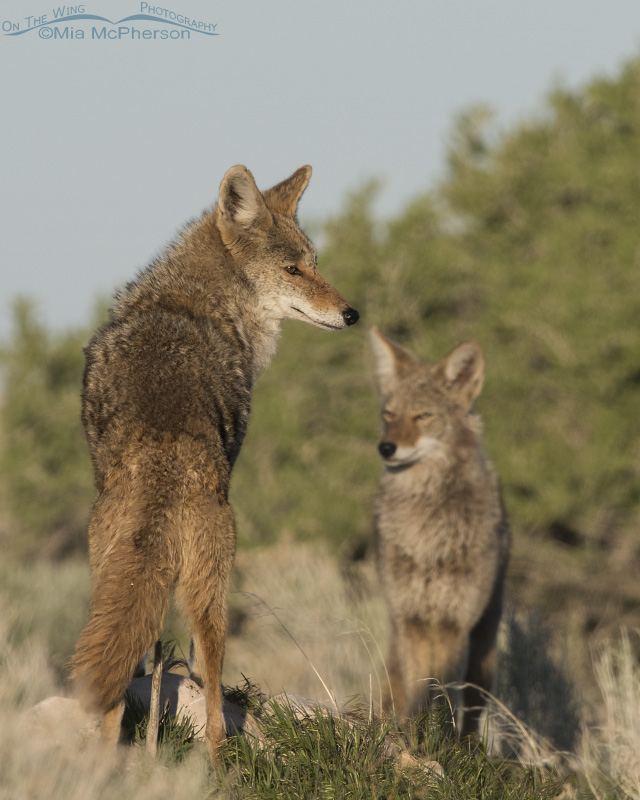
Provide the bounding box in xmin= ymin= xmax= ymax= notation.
xmin=285 ymin=265 xmax=302 ymax=276
xmin=416 ymin=412 xmax=432 ymax=420
xmin=382 ymin=409 xmax=395 ymax=421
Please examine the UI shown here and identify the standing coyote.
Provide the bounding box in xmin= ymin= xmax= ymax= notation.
xmin=370 ymin=328 xmax=509 ymax=737
xmin=71 ymin=165 xmax=359 ymax=763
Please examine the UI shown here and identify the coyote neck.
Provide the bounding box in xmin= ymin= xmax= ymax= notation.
xmin=229 ymin=307 xmax=281 ymax=381
xmin=112 ymin=211 xmax=282 ymax=384
xmin=381 ymin=435 xmax=493 ymax=506
xmin=377 ymin=441 xmax=500 ymax=567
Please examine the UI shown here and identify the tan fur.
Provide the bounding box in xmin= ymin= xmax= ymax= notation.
xmin=70 ymin=165 xmax=358 ymax=764
xmin=370 ymin=328 xmax=509 ymax=737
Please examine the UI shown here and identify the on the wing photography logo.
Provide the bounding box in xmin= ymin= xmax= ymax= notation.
xmin=2 ymin=3 xmax=218 ymax=40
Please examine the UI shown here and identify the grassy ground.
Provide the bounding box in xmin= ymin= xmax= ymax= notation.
xmin=1 ymin=540 xmax=638 ymax=799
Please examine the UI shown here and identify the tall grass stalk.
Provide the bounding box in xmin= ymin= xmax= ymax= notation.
xmin=580 ymin=632 xmax=640 ymax=799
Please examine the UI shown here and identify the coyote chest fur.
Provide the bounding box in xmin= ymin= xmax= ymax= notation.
xmin=376 ymin=435 xmax=504 ymax=631
xmin=370 ymin=329 xmax=509 ymax=737
xmin=71 ymin=165 xmax=358 ymax=764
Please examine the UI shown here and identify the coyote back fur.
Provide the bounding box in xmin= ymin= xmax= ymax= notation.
xmin=370 ymin=328 xmax=509 ymax=737
xmin=71 ymin=165 xmax=358 ymax=762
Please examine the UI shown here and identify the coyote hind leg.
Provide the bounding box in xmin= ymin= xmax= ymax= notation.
xmin=101 ymin=701 xmax=126 ymax=747
xmin=176 ymin=495 xmax=236 ymax=765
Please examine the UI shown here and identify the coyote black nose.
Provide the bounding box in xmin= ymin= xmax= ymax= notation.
xmin=343 ymin=307 xmax=359 ymax=326
xmin=378 ymin=442 xmax=397 ymax=459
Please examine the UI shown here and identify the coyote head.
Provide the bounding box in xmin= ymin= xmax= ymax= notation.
xmin=216 ymin=165 xmax=359 ymax=331
xmin=370 ymin=327 xmax=485 ymax=469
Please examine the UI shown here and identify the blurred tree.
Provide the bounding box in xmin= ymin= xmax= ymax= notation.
xmin=0 ymin=299 xmax=99 ymax=559
xmin=235 ymin=54 xmax=640 ymax=563
xmin=1 ymin=54 xmax=640 ymax=578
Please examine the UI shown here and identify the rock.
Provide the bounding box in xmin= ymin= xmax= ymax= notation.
xmin=125 ymin=673 xmax=250 ymax=740
xmin=126 ymin=673 xmax=206 ymax=738
xmin=397 ymin=750 xmax=445 ymax=778
xmin=27 ymin=675 xmax=251 ymax=746
xmin=26 ymin=683 xmax=444 ymax=779
xmin=27 ymin=696 xmax=100 ymax=745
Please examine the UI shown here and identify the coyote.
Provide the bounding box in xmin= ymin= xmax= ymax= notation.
xmin=71 ymin=165 xmax=359 ymax=763
xmin=370 ymin=328 xmax=509 ymax=737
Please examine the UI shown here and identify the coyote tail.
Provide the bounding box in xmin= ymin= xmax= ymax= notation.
xmin=71 ymin=548 xmax=174 ymax=714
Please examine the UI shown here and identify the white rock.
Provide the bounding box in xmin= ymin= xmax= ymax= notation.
xmin=28 ymin=675 xmax=251 ymax=745
xmin=126 ymin=673 xmax=250 ymax=740
xmin=27 ymin=696 xmax=100 ymax=745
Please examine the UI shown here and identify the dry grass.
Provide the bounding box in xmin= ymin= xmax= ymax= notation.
xmin=224 ymin=537 xmax=389 ymax=709
xmin=1 ymin=540 xmax=639 ymax=798
xmin=0 ymin=599 xmax=213 ymax=800
xmin=0 ymin=541 xmax=391 ymax=800
xmin=579 ymin=632 xmax=640 ymax=799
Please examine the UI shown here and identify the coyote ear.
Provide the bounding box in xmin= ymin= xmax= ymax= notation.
xmin=217 ymin=165 xmax=272 ymax=243
xmin=263 ymin=165 xmax=312 ymax=217
xmin=370 ymin=326 xmax=420 ymax=394
xmin=433 ymin=339 xmax=484 ymax=410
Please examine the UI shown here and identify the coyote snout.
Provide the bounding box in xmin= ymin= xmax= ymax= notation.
xmin=283 ymin=267 xmax=359 ymax=331
xmin=342 ymin=308 xmax=360 ymax=326
xmin=370 ymin=327 xmax=510 ymax=738
xmin=378 ymin=441 xmax=396 ymax=459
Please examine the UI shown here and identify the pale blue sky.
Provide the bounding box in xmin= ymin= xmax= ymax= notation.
xmin=1 ymin=0 xmax=639 ymax=337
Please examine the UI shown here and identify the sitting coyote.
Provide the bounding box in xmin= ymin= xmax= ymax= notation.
xmin=370 ymin=328 xmax=509 ymax=737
